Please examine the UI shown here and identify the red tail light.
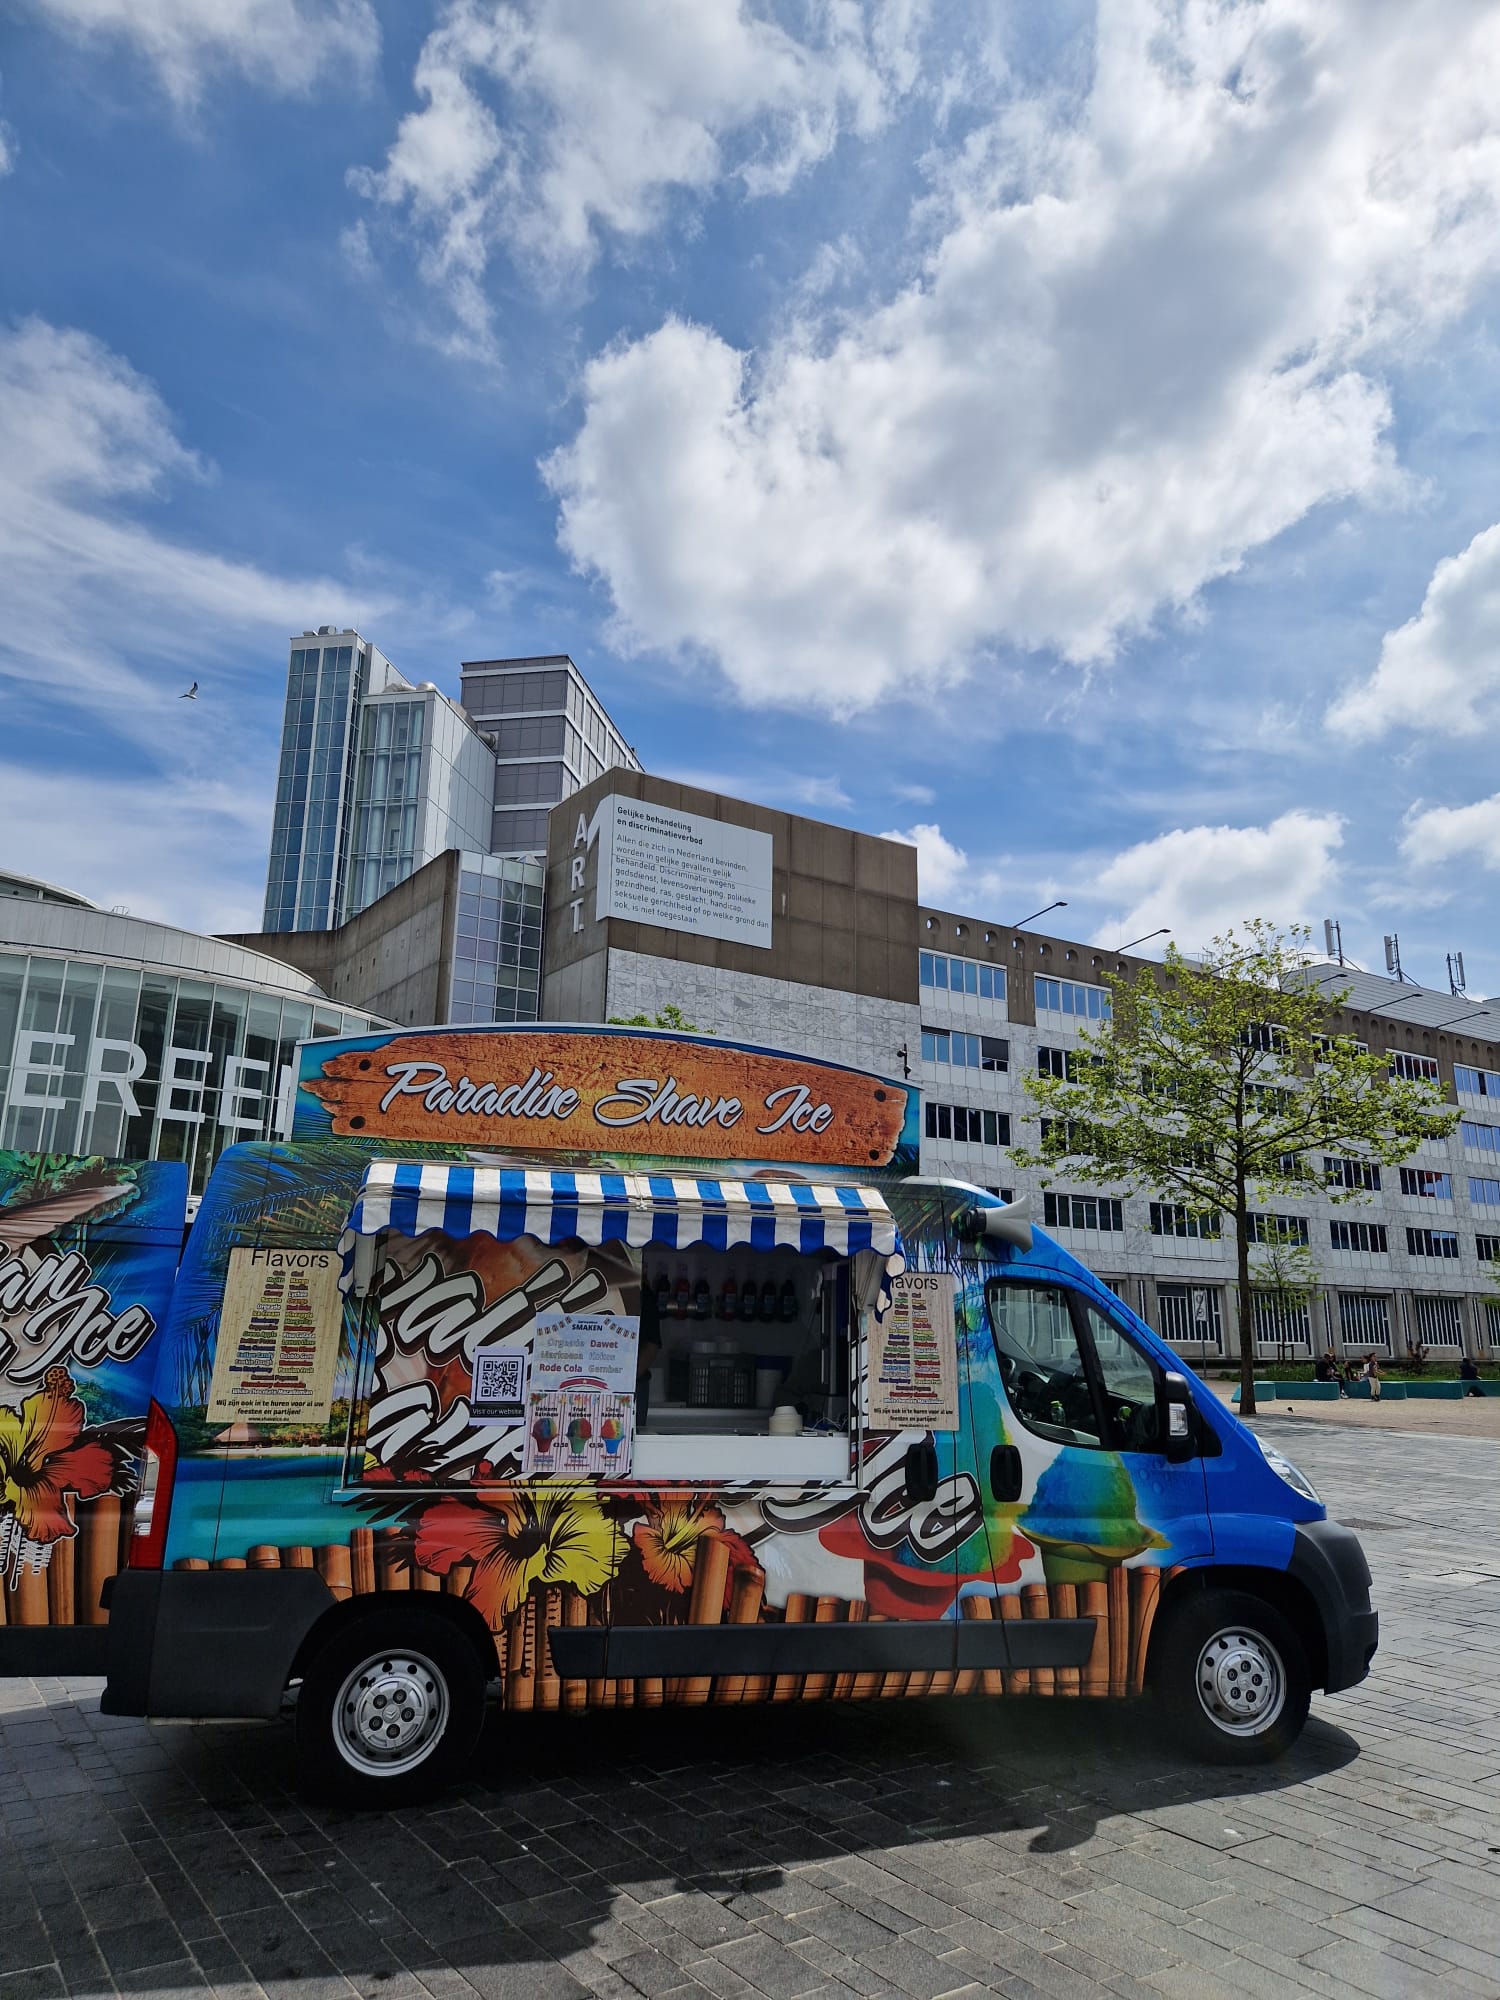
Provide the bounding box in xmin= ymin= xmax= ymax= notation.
xmin=128 ymin=1399 xmax=178 ymax=1570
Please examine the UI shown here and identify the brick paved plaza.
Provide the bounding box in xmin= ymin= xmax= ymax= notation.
xmin=2 ymin=1421 xmax=1497 ymax=2000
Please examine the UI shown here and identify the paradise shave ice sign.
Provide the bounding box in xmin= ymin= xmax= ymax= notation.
xmin=296 ymin=1028 xmax=911 ymax=1166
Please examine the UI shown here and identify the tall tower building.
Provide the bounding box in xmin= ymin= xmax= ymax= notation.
xmin=262 ymin=630 xmax=493 ymax=933
xmin=459 ymin=655 xmax=640 ymax=856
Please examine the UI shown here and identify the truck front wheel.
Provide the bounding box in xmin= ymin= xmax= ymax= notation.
xmin=295 ymin=1609 xmax=487 ymax=1805
xmin=1150 ymin=1588 xmax=1311 ymax=1764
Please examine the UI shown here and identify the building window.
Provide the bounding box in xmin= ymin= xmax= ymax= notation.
xmin=1455 ymin=1064 xmax=1500 ymax=1099
xmin=985 ymin=1187 xmax=1016 ymax=1203
xmin=924 ymin=1102 xmax=1009 ymax=1147
xmin=1462 ymin=1120 xmax=1500 ymax=1157
xmin=1470 ymin=1178 xmax=1500 ymax=1208
xmin=1316 ymin=1033 xmax=1369 ymax=1056
xmin=1149 ymin=1203 xmax=1222 ymax=1239
xmin=1412 ymin=1296 xmax=1464 ymax=1347
xmin=1325 ymin=1155 xmax=1381 ymax=1192
xmin=920 ymin=1027 xmax=1009 ymax=1071
xmin=1253 ymin=1295 xmax=1312 ymax=1352
xmin=1246 ymin=1213 xmax=1310 ymax=1247
xmin=919 ymin=952 xmax=1006 ymax=1001
xmin=1338 ymin=1293 xmax=1392 ymax=1349
xmin=1330 ymin=1219 xmax=1388 ymax=1253
xmin=1035 ymin=975 xmax=1111 ymax=1020
xmin=1043 ymin=1192 xmax=1124 ymax=1232
xmin=1156 ymin=1284 xmax=1223 ymax=1349
xmin=1242 ymin=1023 xmax=1290 ymax=1055
xmin=1389 ymin=1051 xmax=1440 ymax=1082
xmin=1399 ymin=1167 xmax=1452 ymax=1199
xmin=1037 ymin=1045 xmax=1076 ymax=1080
xmin=1475 ymin=1234 xmax=1500 ymax=1264
xmin=1406 ymin=1227 xmax=1460 ymax=1259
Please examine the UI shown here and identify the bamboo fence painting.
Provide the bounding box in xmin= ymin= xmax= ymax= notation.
xmin=0 ymin=1493 xmax=130 ymax=1631
xmin=175 ymin=1523 xmax=1184 ymax=1708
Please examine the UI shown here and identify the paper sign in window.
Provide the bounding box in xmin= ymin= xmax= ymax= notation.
xmin=206 ymin=1247 xmax=343 ymax=1427
xmin=869 ymin=1272 xmax=959 ymax=1431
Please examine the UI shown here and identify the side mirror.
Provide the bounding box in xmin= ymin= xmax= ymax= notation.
xmin=903 ymin=1439 xmax=939 ymax=1503
xmin=1161 ymin=1372 xmax=1198 ymax=1463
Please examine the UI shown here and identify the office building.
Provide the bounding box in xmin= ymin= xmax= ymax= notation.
xmin=1 ymin=870 xmax=385 ymax=1190
xmin=538 ymin=770 xmax=1500 ymax=1363
xmin=263 ymin=631 xmax=495 ymax=933
xmin=460 ymin=654 xmax=640 ymax=856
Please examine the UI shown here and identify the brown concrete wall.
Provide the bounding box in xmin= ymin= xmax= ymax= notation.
xmin=224 ymin=850 xmax=458 ymax=1027
xmin=542 ymin=772 xmax=919 ymax=1021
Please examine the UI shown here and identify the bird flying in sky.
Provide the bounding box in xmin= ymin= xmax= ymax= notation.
xmin=180 ymin=682 xmax=198 ymax=699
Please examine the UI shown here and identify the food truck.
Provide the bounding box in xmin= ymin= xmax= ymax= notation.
xmin=0 ymin=1151 xmax=187 ymax=1673
xmin=101 ymin=1025 xmax=1377 ymax=1803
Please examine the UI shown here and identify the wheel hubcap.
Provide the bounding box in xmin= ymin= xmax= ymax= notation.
xmin=1195 ymin=1627 xmax=1285 ymax=1736
xmin=333 ymin=1651 xmax=449 ymax=1776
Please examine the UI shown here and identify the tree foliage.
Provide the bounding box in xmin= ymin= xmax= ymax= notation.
xmin=1018 ymin=921 xmax=1460 ymax=1413
xmin=608 ymin=1005 xmax=704 ymax=1033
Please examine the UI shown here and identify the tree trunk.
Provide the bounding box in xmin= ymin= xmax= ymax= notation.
xmin=1237 ymin=1193 xmax=1256 ymax=1417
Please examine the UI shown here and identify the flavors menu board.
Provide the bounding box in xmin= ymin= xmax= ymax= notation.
xmin=522 ymin=1312 xmax=640 ymax=1478
xmin=869 ymin=1272 xmax=959 ymax=1431
xmin=206 ymin=1247 xmax=343 ymax=1426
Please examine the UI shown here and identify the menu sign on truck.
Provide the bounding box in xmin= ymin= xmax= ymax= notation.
xmin=522 ymin=1312 xmax=640 ymax=1478
xmin=869 ymin=1272 xmax=959 ymax=1431
xmin=206 ymin=1247 xmax=343 ymax=1427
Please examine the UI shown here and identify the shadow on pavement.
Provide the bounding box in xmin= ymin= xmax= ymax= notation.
xmin=5 ymin=1690 xmax=1362 ymax=1996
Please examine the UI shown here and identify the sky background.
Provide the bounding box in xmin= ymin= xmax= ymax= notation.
xmin=3 ymin=0 xmax=1500 ymax=994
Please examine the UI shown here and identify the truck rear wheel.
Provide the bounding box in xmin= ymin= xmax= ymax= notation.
xmin=1150 ymin=1588 xmax=1310 ymax=1764
xmin=294 ymin=1608 xmax=487 ymax=1805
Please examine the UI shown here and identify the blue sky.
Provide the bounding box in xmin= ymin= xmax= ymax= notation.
xmin=3 ymin=1 xmax=1500 ymax=994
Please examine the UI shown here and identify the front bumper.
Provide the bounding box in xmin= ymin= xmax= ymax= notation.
xmin=1289 ymin=1519 xmax=1379 ymax=1693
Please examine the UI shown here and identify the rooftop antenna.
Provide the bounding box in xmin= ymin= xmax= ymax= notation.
xmin=1323 ymin=917 xmax=1344 ymax=967
xmin=1447 ymin=951 xmax=1467 ymax=998
xmin=1383 ymin=933 xmax=1407 ymax=984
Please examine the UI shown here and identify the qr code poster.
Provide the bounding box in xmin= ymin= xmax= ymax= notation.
xmin=469 ymin=1345 xmax=529 ymax=1425
xmin=522 ymin=1377 xmax=635 ymax=1479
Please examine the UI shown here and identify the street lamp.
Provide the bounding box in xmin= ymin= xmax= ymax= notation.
xmin=1120 ymin=927 xmax=1170 ymax=953
xmin=1012 ymin=900 xmax=1067 ymax=931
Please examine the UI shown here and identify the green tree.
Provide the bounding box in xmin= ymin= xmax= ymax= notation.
xmin=1250 ymin=1223 xmax=1320 ymax=1368
xmin=608 ymin=1004 xmax=704 ymax=1033
xmin=1018 ymin=922 xmax=1459 ymax=1415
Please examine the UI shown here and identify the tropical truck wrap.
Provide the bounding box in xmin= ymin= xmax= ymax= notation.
xmin=102 ymin=1025 xmax=1376 ymax=1802
xmin=0 ymin=1151 xmax=187 ymax=1672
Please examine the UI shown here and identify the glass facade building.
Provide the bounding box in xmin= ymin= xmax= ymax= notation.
xmin=448 ymin=854 xmax=545 ymax=1026
xmin=263 ymin=635 xmax=372 ymax=932
xmin=344 ymin=687 xmax=494 ymax=919
xmin=460 ymin=655 xmax=640 ymax=856
xmin=1 ymin=888 xmax=383 ymax=1190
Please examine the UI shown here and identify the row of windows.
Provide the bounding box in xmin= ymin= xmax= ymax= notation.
xmin=1389 ymin=1051 xmax=1441 ymax=1082
xmin=461 ymin=668 xmax=571 ymax=717
xmin=1044 ymin=1192 xmax=1124 ymax=1232
xmin=919 ymin=951 xmax=1007 ymax=1000
xmin=1400 ymin=1167 xmax=1451 ymax=1199
xmin=495 ymin=760 xmax=567 ymax=806
xmin=920 ymin=1027 xmax=1008 ymax=1071
xmin=491 ymin=807 xmax=551 ymax=853
xmin=1149 ymin=1204 xmax=1221 ymax=1239
xmin=1037 ymin=1045 xmax=1077 ymax=1080
xmin=1473 ymin=1178 xmax=1500 ymax=1206
xmin=1035 ymin=976 xmax=1111 ymax=1020
xmin=1463 ymin=1121 xmax=1500 ymax=1156
xmin=1456 ymin=1064 xmax=1500 ymax=1098
xmin=1053 ymin=1203 xmax=1500 ymax=1259
xmin=1246 ymin=1213 xmax=1309 ymax=1246
xmin=1325 ymin=1154 xmax=1381 ymax=1191
xmin=924 ymin=1101 xmax=1010 ymax=1147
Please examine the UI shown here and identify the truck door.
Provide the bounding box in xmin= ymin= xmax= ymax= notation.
xmin=964 ymin=1273 xmax=1212 ymax=1693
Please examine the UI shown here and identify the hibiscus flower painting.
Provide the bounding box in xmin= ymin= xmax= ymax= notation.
xmin=414 ymin=1485 xmax=625 ymax=1628
xmin=0 ymin=1367 xmax=118 ymax=1584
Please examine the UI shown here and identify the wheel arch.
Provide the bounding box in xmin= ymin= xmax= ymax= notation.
xmin=288 ymin=1589 xmax=499 ymax=1687
xmin=1149 ymin=1564 xmax=1328 ymax=1689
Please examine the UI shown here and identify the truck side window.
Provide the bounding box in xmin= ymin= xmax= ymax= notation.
xmin=984 ymin=1282 xmax=1104 ymax=1449
xmin=1079 ymin=1301 xmax=1161 ymax=1452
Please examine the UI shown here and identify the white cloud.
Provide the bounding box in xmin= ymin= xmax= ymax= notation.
xmin=0 ymin=318 xmax=389 ymax=727
xmin=351 ymin=0 xmax=922 ymax=352
xmin=0 ymin=126 xmax=16 ymax=177
xmin=1401 ymin=794 xmax=1500 ymax=873
xmin=547 ymin=0 xmax=1500 ymax=714
xmin=0 ymin=763 xmax=269 ymax=933
xmin=880 ymin=820 xmax=967 ymax=900
xmin=1327 ymin=522 xmax=1500 ymax=740
xmin=1090 ymin=810 xmax=1345 ymax=949
xmin=27 ymin=0 xmax=378 ymax=106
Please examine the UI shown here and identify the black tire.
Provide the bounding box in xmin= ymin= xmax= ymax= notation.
xmin=294 ymin=1608 xmax=487 ymax=1806
xmin=1149 ymin=1588 xmax=1311 ymax=1765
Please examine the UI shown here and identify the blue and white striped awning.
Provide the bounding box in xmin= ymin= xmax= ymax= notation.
xmin=343 ymin=1160 xmax=895 ymax=1266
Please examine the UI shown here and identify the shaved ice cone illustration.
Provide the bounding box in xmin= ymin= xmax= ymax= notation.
xmin=1021 ymin=1450 xmax=1169 ymax=1583
xmin=566 ymin=1414 xmax=592 ymax=1458
xmin=530 ymin=1413 xmax=557 ymax=1458
xmin=600 ymin=1413 xmax=623 ymax=1458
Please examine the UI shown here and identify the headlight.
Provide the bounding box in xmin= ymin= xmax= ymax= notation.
xmin=1258 ymin=1439 xmax=1320 ymax=1505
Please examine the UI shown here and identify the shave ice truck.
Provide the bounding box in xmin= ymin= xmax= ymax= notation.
xmin=102 ymin=1025 xmax=1377 ymax=1803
